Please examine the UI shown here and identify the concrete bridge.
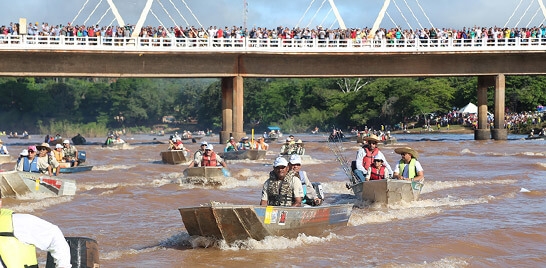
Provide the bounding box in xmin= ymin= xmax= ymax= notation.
xmin=2 ymin=35 xmax=546 ymax=141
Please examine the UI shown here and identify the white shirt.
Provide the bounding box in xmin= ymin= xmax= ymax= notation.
xmin=9 ymin=213 xmax=72 ymax=268
xmin=393 ymin=159 xmax=424 ymax=175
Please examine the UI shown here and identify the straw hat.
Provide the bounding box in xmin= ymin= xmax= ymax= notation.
xmin=394 ymin=147 xmax=419 ymax=159
xmin=364 ymin=134 xmax=381 ymax=143
xmin=36 ymin=142 xmax=52 ymax=152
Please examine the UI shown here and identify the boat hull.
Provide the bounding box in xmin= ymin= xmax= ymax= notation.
xmin=182 ymin=167 xmax=227 ymax=185
xmin=179 ymin=203 xmax=353 ymax=244
xmin=352 ymin=179 xmax=422 ymax=204
xmin=101 ymin=143 xmax=130 ymax=149
xmin=161 ymin=150 xmax=188 ymax=164
xmin=59 ymin=165 xmax=93 ymax=173
xmin=0 ymin=155 xmax=12 ymax=164
xmin=0 ymin=171 xmax=77 ymax=197
xmin=220 ymin=149 xmax=266 ymax=160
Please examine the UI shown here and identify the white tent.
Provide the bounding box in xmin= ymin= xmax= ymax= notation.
xmin=458 ymin=102 xmax=478 ymax=114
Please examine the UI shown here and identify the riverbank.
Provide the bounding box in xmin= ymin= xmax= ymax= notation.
xmin=391 ymin=125 xmax=474 ymax=135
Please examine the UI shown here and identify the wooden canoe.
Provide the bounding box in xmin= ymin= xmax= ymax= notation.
xmin=161 ymin=150 xmax=188 ymax=164
xmin=352 ymin=179 xmax=424 ymax=204
xmin=220 ymin=149 xmax=266 ymax=160
xmin=0 ymin=171 xmax=77 ymax=198
xmin=179 ymin=203 xmax=353 ymax=244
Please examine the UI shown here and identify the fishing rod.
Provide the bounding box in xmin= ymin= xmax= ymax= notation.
xmin=326 ymin=130 xmax=358 ymax=187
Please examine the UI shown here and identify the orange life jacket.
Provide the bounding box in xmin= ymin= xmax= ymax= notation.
xmin=201 ymin=152 xmax=218 ymax=166
xmin=362 ymin=147 xmax=379 ymax=170
xmin=369 ymin=165 xmax=386 ymax=180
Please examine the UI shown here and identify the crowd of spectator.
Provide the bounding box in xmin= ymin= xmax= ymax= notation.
xmin=2 ymin=20 xmax=546 ymax=43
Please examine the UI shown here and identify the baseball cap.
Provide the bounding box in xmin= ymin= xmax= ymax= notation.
xmin=63 ymin=139 xmax=70 ymax=144
xmin=56 ymin=144 xmax=63 ymax=149
xmin=273 ymin=157 xmax=288 ymax=167
xmin=289 ymin=154 xmax=302 ymax=165
xmin=205 ymin=144 xmax=214 ymax=150
xmin=27 ymin=145 xmax=37 ymax=152
xmin=20 ymin=149 xmax=29 ymax=156
xmin=201 ymin=141 xmax=208 ymax=146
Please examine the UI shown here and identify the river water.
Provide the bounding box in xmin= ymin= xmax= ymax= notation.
xmin=1 ymin=132 xmax=545 ymax=267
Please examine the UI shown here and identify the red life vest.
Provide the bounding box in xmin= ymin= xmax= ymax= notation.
xmin=369 ymin=165 xmax=386 ymax=180
xmin=362 ymin=147 xmax=379 ymax=170
xmin=201 ymin=152 xmax=218 ymax=167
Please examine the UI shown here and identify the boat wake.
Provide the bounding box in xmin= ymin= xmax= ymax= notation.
xmin=6 ymin=195 xmax=73 ymax=213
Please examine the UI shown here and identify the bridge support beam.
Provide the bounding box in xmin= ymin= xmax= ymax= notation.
xmin=474 ymin=74 xmax=507 ymax=140
xmin=475 ymin=76 xmax=493 ymax=140
xmin=220 ymin=76 xmax=245 ymax=144
xmin=491 ymin=74 xmax=507 ymax=140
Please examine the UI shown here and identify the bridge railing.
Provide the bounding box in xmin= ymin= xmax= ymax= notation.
xmin=1 ymin=34 xmax=546 ymax=52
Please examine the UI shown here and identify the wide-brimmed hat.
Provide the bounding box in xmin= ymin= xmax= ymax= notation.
xmin=36 ymin=142 xmax=52 ymax=152
xmin=394 ymin=147 xmax=419 ymax=159
xmin=364 ymin=134 xmax=381 ymax=143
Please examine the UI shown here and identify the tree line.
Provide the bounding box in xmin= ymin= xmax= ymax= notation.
xmin=0 ymin=76 xmax=545 ymax=136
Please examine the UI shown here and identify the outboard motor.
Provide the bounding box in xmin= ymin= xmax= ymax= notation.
xmin=78 ymin=151 xmax=87 ymax=164
xmin=312 ymin=182 xmax=324 ymax=201
xmin=46 ymin=237 xmax=99 ymax=268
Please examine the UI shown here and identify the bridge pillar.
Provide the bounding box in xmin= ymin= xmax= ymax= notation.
xmin=220 ymin=76 xmax=245 ymax=144
xmin=475 ymin=76 xmax=493 ymax=140
xmin=491 ymin=74 xmax=507 ymax=140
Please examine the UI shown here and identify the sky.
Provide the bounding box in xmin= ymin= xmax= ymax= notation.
xmin=1 ymin=0 xmax=545 ymax=30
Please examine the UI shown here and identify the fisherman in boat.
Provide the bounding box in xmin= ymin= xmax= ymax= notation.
xmin=62 ymin=140 xmax=79 ymax=167
xmin=254 ymin=136 xmax=269 ymax=150
xmin=260 ymin=157 xmax=304 ymax=207
xmin=53 ymin=144 xmax=66 ymax=174
xmin=104 ymin=135 xmax=114 ymax=146
xmin=0 ymin=139 xmax=8 ymax=155
xmin=188 ymin=144 xmax=227 ymax=168
xmin=189 ymin=141 xmax=208 ymax=167
xmin=353 ymin=134 xmax=393 ymax=183
xmin=294 ymin=139 xmax=305 ymax=155
xmin=393 ymin=147 xmax=424 ymax=182
xmin=289 ymin=155 xmax=322 ymax=206
xmin=280 ymin=137 xmax=296 ymax=155
xmin=237 ymin=136 xmax=252 ymax=150
xmin=0 ymin=188 xmax=72 ymax=268
xmin=365 ymin=155 xmax=391 ymax=181
xmin=224 ymin=137 xmax=238 ymax=152
xmin=15 ymin=146 xmax=39 ymax=173
xmin=15 ymin=149 xmax=29 ymax=169
xmin=36 ymin=143 xmax=59 ymax=176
